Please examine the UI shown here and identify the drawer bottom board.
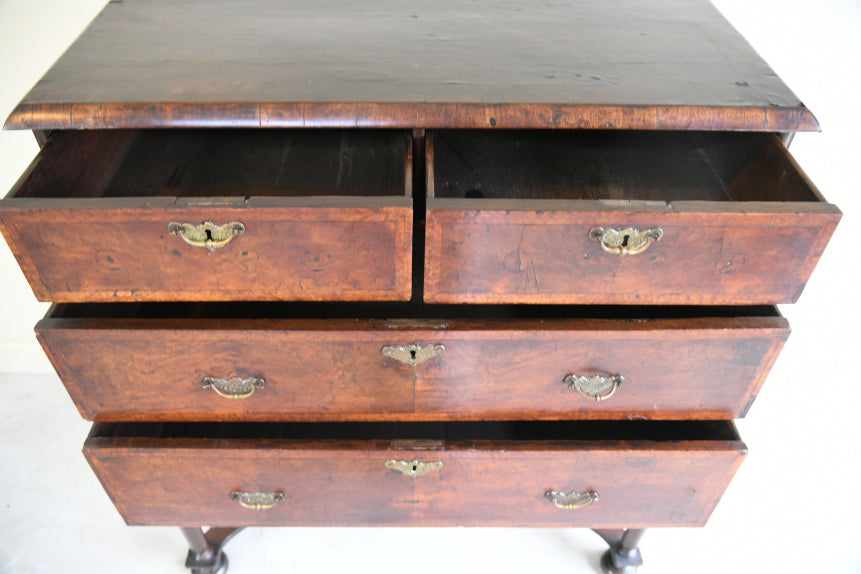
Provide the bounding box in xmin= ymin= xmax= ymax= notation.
xmin=85 ymin=421 xmax=745 ymax=528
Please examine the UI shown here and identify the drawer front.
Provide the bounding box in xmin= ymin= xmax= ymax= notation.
xmin=0 ymin=129 xmax=413 ymax=302
xmin=2 ymin=204 xmax=412 ymax=301
xmin=87 ymin=446 xmax=415 ymax=526
xmin=424 ymin=207 xmax=837 ymax=304
xmin=415 ymin=319 xmax=788 ymax=420
xmin=84 ymin=422 xmax=745 ymax=527
xmin=425 ymin=130 xmax=840 ymax=305
xmin=38 ymin=324 xmax=416 ymax=421
xmin=413 ymin=448 xmax=741 ymax=526
xmin=39 ymin=308 xmax=788 ymax=421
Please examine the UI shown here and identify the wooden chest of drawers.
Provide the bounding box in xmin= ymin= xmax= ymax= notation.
xmin=0 ymin=0 xmax=841 ymax=572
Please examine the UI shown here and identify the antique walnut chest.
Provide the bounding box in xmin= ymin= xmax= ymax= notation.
xmin=0 ymin=1 xmax=840 ymax=572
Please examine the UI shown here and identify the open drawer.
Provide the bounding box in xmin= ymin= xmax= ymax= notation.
xmin=39 ymin=302 xmax=788 ymax=422
xmin=84 ymin=420 xmax=745 ymax=527
xmin=424 ymin=130 xmax=840 ymax=304
xmin=0 ymin=129 xmax=413 ymax=302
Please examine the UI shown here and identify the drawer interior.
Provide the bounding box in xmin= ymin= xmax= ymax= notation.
xmin=429 ymin=130 xmax=821 ymax=203
xmin=11 ymin=129 xmax=410 ymax=199
xmin=90 ymin=419 xmax=741 ymax=445
xmin=50 ymin=301 xmax=780 ymax=322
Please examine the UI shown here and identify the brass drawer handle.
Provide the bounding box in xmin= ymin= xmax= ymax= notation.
xmin=384 ymin=459 xmax=443 ymax=478
xmin=168 ymin=220 xmax=245 ymax=251
xmin=381 ymin=343 xmax=445 ymax=366
xmin=544 ymin=490 xmax=599 ymax=509
xmin=229 ymin=491 xmax=284 ymax=510
xmin=589 ymin=227 xmax=662 ymax=256
xmin=202 ymin=376 xmax=265 ymax=399
xmin=563 ymin=374 xmax=623 ymax=401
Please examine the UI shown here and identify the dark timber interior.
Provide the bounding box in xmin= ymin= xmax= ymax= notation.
xmin=90 ymin=420 xmax=741 ymax=444
xmin=49 ymin=302 xmax=779 ymax=321
xmin=431 ymin=130 xmax=819 ymax=202
xmin=10 ymin=129 xmax=818 ymax=203
xmin=13 ymin=129 xmax=408 ymax=198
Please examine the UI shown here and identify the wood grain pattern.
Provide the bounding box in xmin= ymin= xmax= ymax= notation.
xmin=83 ymin=421 xmax=745 ymax=527
xmin=425 ymin=206 xmax=839 ymax=304
xmin=39 ymin=322 xmax=416 ymax=421
xmin=0 ymin=130 xmax=413 ymax=302
xmin=414 ymin=318 xmax=788 ymax=420
xmin=0 ymin=0 xmax=835 ymax=559
xmin=4 ymin=0 xmax=817 ymax=131
xmin=38 ymin=308 xmax=787 ymax=421
xmin=425 ymin=132 xmax=840 ymax=305
xmin=1 ymin=203 xmax=412 ymax=302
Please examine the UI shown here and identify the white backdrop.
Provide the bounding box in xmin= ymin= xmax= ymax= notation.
xmin=0 ymin=1 xmax=859 ymax=573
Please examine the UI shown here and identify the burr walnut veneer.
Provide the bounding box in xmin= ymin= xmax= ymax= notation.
xmin=38 ymin=304 xmax=788 ymax=423
xmin=0 ymin=0 xmax=839 ymax=573
xmin=85 ymin=421 xmax=744 ymax=528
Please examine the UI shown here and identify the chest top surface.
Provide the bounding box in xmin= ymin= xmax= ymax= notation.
xmin=6 ymin=0 xmax=815 ymax=131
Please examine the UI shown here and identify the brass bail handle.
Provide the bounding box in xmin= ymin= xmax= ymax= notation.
xmin=544 ymin=489 xmax=599 ymax=509
xmin=589 ymin=227 xmax=662 ymax=256
xmin=202 ymin=376 xmax=265 ymax=399
xmin=562 ymin=374 xmax=623 ymax=401
xmin=168 ymin=220 xmax=245 ymax=251
xmin=229 ymin=491 xmax=284 ymax=510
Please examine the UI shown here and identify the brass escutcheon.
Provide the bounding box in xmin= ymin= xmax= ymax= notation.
xmin=384 ymin=459 xmax=443 ymax=478
xmin=228 ymin=491 xmax=284 ymax=510
xmin=381 ymin=343 xmax=445 ymax=366
xmin=589 ymin=226 xmax=662 ymax=256
xmin=202 ymin=376 xmax=265 ymax=399
xmin=544 ymin=489 xmax=599 ymax=509
xmin=168 ymin=220 xmax=245 ymax=251
xmin=562 ymin=374 xmax=623 ymax=401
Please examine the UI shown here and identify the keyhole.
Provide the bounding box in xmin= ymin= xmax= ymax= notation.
xmin=410 ymin=349 xmax=417 ymax=361
xmin=205 ymin=229 xmax=214 ymax=241
xmin=621 ymin=234 xmax=630 ymax=247
xmin=412 ymin=464 xmax=418 ymax=472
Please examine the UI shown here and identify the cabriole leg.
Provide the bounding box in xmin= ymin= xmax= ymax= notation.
xmin=592 ymin=528 xmax=646 ymax=574
xmin=181 ymin=527 xmax=244 ymax=574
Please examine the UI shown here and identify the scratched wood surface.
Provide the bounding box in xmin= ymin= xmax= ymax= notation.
xmin=5 ymin=0 xmax=817 ymax=131
xmin=84 ymin=420 xmax=745 ymax=527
